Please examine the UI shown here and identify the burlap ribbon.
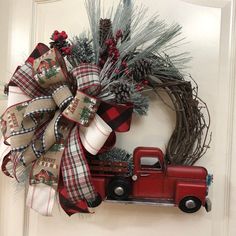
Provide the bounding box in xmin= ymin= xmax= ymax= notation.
xmin=0 ymin=44 xmax=133 ymax=216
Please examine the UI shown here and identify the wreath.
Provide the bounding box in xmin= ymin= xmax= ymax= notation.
xmin=0 ymin=0 xmax=210 ymax=216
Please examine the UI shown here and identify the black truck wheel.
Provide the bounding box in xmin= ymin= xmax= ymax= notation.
xmin=178 ymin=196 xmax=202 ymax=213
xmin=107 ymin=177 xmax=131 ymax=200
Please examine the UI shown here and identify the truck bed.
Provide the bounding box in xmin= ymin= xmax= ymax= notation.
xmin=89 ymin=159 xmax=130 ymax=177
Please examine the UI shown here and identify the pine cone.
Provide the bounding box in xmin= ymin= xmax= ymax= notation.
xmin=110 ymin=82 xmax=132 ymax=103
xmin=99 ymin=19 xmax=113 ymax=47
xmin=131 ymin=59 xmax=153 ymax=82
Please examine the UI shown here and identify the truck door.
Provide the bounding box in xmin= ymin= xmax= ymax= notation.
xmin=133 ymin=154 xmax=165 ymax=198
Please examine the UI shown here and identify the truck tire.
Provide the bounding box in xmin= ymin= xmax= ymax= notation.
xmin=178 ymin=196 xmax=202 ymax=213
xmin=107 ymin=177 xmax=131 ymax=200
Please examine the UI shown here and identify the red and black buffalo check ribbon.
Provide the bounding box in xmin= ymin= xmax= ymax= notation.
xmin=26 ymin=43 xmax=50 ymax=65
xmin=97 ymin=101 xmax=133 ymax=132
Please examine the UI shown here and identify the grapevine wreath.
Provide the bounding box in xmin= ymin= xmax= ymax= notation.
xmin=0 ymin=0 xmax=210 ymax=216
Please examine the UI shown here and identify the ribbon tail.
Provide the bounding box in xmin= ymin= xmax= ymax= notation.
xmin=26 ymin=184 xmax=55 ymax=216
xmin=61 ymin=126 xmax=97 ymax=206
xmin=58 ymin=173 xmax=90 ymax=216
xmin=26 ymin=137 xmax=66 ymax=216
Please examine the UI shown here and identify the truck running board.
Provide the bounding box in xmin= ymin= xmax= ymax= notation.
xmin=105 ymin=198 xmax=175 ymax=207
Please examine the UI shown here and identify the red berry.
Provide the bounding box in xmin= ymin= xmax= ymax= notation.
xmin=105 ymin=39 xmax=113 ymax=46
xmin=122 ymin=61 xmax=127 ymax=67
xmin=65 ymin=48 xmax=71 ymax=55
xmin=53 ymin=34 xmax=59 ymax=41
xmin=54 ymin=30 xmax=59 ymax=35
xmin=125 ymin=69 xmax=130 ymax=75
xmin=114 ymin=69 xmax=120 ymax=74
xmin=61 ymin=47 xmax=67 ymax=52
xmin=60 ymin=31 xmax=68 ymax=39
xmin=108 ymin=49 xmax=114 ymax=56
xmin=99 ymin=58 xmax=105 ymax=65
xmin=115 ymin=51 xmax=120 ymax=58
xmin=136 ymin=83 xmax=144 ymax=91
xmin=116 ymin=30 xmax=123 ymax=39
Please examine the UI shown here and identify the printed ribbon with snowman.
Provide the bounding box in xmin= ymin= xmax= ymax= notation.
xmin=0 ymin=43 xmax=133 ymax=216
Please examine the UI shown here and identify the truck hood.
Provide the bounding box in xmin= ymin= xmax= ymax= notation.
xmin=166 ymin=166 xmax=207 ymax=179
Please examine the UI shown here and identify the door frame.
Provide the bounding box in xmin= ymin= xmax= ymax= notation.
xmin=1 ymin=0 xmax=236 ymax=236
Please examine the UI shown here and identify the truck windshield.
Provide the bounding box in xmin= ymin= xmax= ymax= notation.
xmin=140 ymin=157 xmax=161 ymax=170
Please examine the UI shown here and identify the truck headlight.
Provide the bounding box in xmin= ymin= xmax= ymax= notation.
xmin=206 ymin=174 xmax=213 ymax=187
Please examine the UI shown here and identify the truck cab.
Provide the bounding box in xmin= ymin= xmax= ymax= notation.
xmin=132 ymin=147 xmax=165 ymax=198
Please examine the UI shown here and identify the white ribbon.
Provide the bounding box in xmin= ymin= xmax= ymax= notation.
xmin=79 ymin=114 xmax=112 ymax=155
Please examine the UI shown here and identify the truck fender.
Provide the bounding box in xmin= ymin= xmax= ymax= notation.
xmin=92 ymin=177 xmax=107 ymax=200
xmin=175 ymin=181 xmax=207 ymax=206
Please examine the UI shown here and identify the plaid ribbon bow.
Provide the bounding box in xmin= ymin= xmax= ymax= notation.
xmin=0 ymin=43 xmax=133 ymax=216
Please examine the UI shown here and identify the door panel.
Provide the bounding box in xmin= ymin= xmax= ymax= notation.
xmin=133 ymin=156 xmax=165 ymax=198
xmin=1 ymin=0 xmax=236 ymax=236
xmin=133 ymin=170 xmax=165 ymax=198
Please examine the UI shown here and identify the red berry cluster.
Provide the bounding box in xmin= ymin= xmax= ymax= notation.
xmin=105 ymin=39 xmax=120 ymax=60
xmin=99 ymin=29 xmax=124 ymax=68
xmin=52 ymin=30 xmax=68 ymax=41
xmin=121 ymin=60 xmax=130 ymax=76
xmin=115 ymin=29 xmax=123 ymax=41
xmin=113 ymin=60 xmax=129 ymax=76
xmin=135 ymin=80 xmax=149 ymax=91
xmin=61 ymin=46 xmax=71 ymax=55
xmin=50 ymin=30 xmax=71 ymax=56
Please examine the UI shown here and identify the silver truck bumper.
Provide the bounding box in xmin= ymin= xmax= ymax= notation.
xmin=205 ymin=198 xmax=212 ymax=212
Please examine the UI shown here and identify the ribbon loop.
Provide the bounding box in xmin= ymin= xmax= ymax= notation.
xmin=97 ymin=101 xmax=133 ymax=132
xmin=11 ymin=63 xmax=48 ymax=98
xmin=52 ymin=85 xmax=73 ymax=109
xmin=79 ymin=114 xmax=112 ymax=155
xmin=33 ymin=48 xmax=68 ymax=88
xmin=24 ymin=96 xmax=56 ymax=117
xmin=71 ymin=63 xmax=101 ymax=95
xmin=63 ymin=91 xmax=100 ymax=127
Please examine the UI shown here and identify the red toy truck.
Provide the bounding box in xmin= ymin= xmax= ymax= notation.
xmin=90 ymin=147 xmax=212 ymax=213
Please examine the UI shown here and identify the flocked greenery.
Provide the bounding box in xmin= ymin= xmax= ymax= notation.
xmin=67 ymin=34 xmax=95 ymax=66
xmin=83 ymin=0 xmax=211 ymax=165
xmin=96 ymin=147 xmax=133 ymax=176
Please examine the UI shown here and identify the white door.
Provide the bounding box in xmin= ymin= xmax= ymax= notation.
xmin=1 ymin=0 xmax=236 ymax=236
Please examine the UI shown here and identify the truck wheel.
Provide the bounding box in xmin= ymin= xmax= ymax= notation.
xmin=179 ymin=196 xmax=202 ymax=213
xmin=107 ymin=178 xmax=131 ymax=200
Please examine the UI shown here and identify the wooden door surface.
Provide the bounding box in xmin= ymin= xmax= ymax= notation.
xmin=1 ymin=0 xmax=236 ymax=236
